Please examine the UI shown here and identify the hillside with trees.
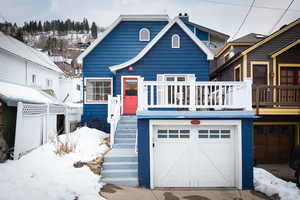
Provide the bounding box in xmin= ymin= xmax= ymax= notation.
xmin=0 ymin=18 xmax=104 ymax=60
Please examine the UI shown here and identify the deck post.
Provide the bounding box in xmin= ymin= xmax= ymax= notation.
xmin=137 ymin=77 xmax=145 ymax=111
xmin=244 ymin=78 xmax=253 ymax=111
xmin=189 ymin=77 xmax=196 ymax=111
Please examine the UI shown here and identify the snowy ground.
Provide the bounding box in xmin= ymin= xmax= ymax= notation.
xmin=0 ymin=127 xmax=110 ymax=200
xmin=254 ymin=167 xmax=300 ymax=200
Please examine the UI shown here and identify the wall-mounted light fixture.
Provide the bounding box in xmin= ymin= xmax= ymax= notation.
xmin=128 ymin=66 xmax=134 ymax=71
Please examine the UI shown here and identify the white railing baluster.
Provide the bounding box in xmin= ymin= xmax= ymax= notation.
xmin=133 ymin=80 xmax=252 ymax=111
xmin=149 ymin=85 xmax=153 ymax=106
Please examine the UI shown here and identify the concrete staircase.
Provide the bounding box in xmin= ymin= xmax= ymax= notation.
xmin=102 ymin=115 xmax=138 ymax=186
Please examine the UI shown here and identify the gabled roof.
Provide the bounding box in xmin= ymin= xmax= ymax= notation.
xmin=241 ymin=18 xmax=300 ymax=56
xmin=214 ymin=33 xmax=261 ymax=58
xmin=0 ymin=32 xmax=63 ymax=73
xmin=77 ymin=15 xmax=170 ymax=63
xmin=185 ymin=21 xmax=229 ymax=40
xmin=231 ymin=33 xmax=266 ymax=43
xmin=109 ymin=17 xmax=214 ymax=73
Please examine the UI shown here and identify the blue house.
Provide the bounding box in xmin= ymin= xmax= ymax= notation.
xmin=78 ymin=14 xmax=256 ymax=190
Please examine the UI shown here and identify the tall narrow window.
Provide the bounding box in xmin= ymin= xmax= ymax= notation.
xmin=85 ymin=78 xmax=112 ymax=104
xmin=32 ymin=74 xmax=37 ymax=85
xmin=139 ymin=28 xmax=150 ymax=41
xmin=172 ymin=34 xmax=180 ymax=48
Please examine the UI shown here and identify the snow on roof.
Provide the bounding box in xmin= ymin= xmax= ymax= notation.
xmin=109 ymin=17 xmax=214 ymax=73
xmin=0 ymin=32 xmax=63 ymax=73
xmin=0 ymin=80 xmax=61 ymax=106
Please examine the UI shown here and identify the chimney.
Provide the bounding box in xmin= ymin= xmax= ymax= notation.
xmin=178 ymin=13 xmax=189 ymax=22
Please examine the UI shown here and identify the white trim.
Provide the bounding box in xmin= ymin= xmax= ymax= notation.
xmin=77 ymin=15 xmax=169 ymax=63
xmin=109 ymin=17 xmax=214 ymax=73
xmin=171 ymin=34 xmax=180 ymax=48
xmin=121 ymin=75 xmax=141 ymax=114
xmin=139 ymin=28 xmax=150 ymax=41
xmin=84 ymin=77 xmax=113 ymax=104
xmin=149 ymin=119 xmax=242 ymax=189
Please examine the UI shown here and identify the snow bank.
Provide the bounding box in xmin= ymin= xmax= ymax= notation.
xmin=254 ymin=167 xmax=300 ymax=200
xmin=0 ymin=127 xmax=109 ymax=200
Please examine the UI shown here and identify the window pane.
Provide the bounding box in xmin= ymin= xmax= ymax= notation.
xmin=158 ymin=129 xmax=168 ymax=138
xmin=180 ymin=130 xmax=190 ymax=138
xmin=177 ymin=77 xmax=186 ymax=81
xmin=169 ymin=130 xmax=179 ymax=138
xmin=125 ymin=80 xmax=138 ymax=96
xmin=198 ymin=130 xmax=209 ymax=138
xmin=86 ymin=79 xmax=111 ymax=102
xmin=166 ymin=77 xmax=175 ymax=81
xmin=209 ymin=130 xmax=220 ymax=138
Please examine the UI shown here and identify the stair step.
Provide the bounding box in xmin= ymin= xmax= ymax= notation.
xmin=102 ymin=177 xmax=138 ymax=186
xmin=102 ymin=169 xmax=138 ymax=178
xmin=113 ymin=144 xmax=135 ymax=149
xmin=104 ymin=156 xmax=137 ymax=162
xmin=114 ymin=139 xmax=136 ymax=144
xmin=102 ymin=162 xmax=138 ymax=170
xmin=116 ymin=129 xmax=136 ymax=133
xmin=117 ymin=125 xmax=137 ymax=129
xmin=115 ymin=134 xmax=136 ymax=139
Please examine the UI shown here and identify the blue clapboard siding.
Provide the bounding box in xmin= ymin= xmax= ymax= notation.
xmin=196 ymin=28 xmax=209 ymax=41
xmin=137 ymin=119 xmax=150 ymax=188
xmin=84 ymin=21 xmax=168 ymax=77
xmin=137 ymin=117 xmax=254 ymax=189
xmin=242 ymin=119 xmax=254 ymax=189
xmin=184 ymin=22 xmax=209 ymax=41
xmin=82 ymin=21 xmax=167 ymax=132
xmin=115 ymin=23 xmax=209 ymax=95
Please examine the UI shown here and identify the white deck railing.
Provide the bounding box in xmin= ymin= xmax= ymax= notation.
xmin=107 ymin=95 xmax=121 ymax=145
xmin=138 ymin=78 xmax=252 ymax=111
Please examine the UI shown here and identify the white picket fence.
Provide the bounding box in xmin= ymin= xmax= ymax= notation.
xmin=14 ymin=102 xmax=82 ymax=159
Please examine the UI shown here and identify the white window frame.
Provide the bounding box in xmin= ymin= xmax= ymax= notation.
xmin=157 ymin=74 xmax=195 ymax=82
xmin=171 ymin=34 xmax=180 ymax=48
xmin=139 ymin=28 xmax=150 ymax=41
xmin=84 ymin=77 xmax=113 ymax=104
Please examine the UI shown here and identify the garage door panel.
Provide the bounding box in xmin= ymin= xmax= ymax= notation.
xmin=154 ymin=143 xmax=190 ymax=187
xmin=154 ymin=125 xmax=236 ymax=188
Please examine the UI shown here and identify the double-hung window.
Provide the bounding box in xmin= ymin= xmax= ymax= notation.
xmin=85 ymin=78 xmax=112 ymax=104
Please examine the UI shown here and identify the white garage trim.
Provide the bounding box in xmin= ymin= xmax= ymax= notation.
xmin=149 ymin=119 xmax=242 ymax=189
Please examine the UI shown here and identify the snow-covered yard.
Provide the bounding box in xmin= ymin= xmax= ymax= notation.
xmin=0 ymin=127 xmax=110 ymax=200
xmin=254 ymin=167 xmax=300 ymax=200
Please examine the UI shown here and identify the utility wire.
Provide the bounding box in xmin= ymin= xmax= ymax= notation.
xmin=232 ymin=0 xmax=256 ymax=40
xmin=199 ymin=0 xmax=300 ymax=12
xmin=268 ymin=0 xmax=295 ymax=34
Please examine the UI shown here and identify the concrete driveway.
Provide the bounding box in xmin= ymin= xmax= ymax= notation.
xmin=101 ymin=184 xmax=270 ymax=200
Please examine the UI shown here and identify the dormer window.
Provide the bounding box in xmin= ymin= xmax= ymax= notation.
xmin=172 ymin=34 xmax=180 ymax=48
xmin=139 ymin=28 xmax=150 ymax=41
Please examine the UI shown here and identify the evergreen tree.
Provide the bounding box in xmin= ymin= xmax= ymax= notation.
xmin=91 ymin=22 xmax=97 ymax=39
xmin=38 ymin=21 xmax=42 ymax=32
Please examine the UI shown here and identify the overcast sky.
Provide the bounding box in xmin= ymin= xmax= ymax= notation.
xmin=1 ymin=0 xmax=300 ymax=40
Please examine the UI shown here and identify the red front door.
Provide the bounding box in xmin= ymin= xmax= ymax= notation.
xmin=123 ymin=78 xmax=138 ymax=115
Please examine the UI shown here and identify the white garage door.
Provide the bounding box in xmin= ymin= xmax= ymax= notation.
xmin=153 ymin=125 xmax=236 ymax=188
